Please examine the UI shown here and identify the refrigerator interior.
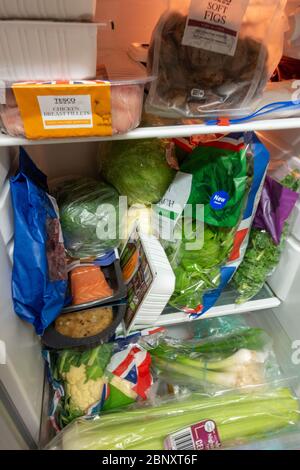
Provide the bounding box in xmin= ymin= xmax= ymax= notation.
xmin=1 ymin=127 xmax=300 ymax=449
xmin=1 ymin=0 xmax=300 ymax=450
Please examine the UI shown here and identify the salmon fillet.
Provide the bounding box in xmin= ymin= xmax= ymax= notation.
xmin=71 ymin=265 xmax=113 ymax=305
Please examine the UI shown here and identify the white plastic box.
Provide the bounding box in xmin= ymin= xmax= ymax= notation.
xmin=120 ymin=225 xmax=175 ymax=333
xmin=0 ymin=20 xmax=98 ymax=81
xmin=0 ymin=0 xmax=97 ymax=21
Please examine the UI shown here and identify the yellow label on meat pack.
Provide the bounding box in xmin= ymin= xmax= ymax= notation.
xmin=12 ymin=81 xmax=112 ymax=139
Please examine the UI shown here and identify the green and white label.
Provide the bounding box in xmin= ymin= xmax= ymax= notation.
xmin=154 ymin=172 xmax=193 ymax=240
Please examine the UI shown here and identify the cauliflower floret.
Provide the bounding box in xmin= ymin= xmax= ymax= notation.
xmin=65 ymin=364 xmax=106 ymax=412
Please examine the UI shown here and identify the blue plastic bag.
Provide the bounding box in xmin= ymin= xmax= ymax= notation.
xmin=10 ymin=148 xmax=67 ymax=335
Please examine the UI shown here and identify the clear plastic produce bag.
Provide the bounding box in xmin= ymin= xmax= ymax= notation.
xmin=150 ymin=327 xmax=281 ymax=394
xmin=233 ymin=175 xmax=299 ymax=303
xmin=54 ymin=177 xmax=121 ymax=259
xmin=45 ymin=385 xmax=300 ymax=450
xmin=44 ymin=328 xmax=160 ymax=431
xmin=157 ymin=133 xmax=270 ymax=314
xmin=146 ymin=0 xmax=288 ymax=118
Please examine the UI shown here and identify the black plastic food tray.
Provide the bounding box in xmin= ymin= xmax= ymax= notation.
xmin=41 ymin=303 xmax=126 ymax=350
xmin=62 ymin=259 xmax=127 ymax=313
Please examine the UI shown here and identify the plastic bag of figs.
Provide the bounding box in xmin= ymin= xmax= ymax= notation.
xmin=146 ymin=0 xmax=288 ymax=119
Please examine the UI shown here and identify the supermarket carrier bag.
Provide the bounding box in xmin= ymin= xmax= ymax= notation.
xmin=10 ymin=148 xmax=67 ymax=335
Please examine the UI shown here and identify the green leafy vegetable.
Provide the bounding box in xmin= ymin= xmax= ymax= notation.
xmin=280 ymin=171 xmax=300 ymax=192
xmin=54 ymin=388 xmax=300 ymax=450
xmin=152 ymin=327 xmax=269 ymax=359
xmin=164 ymin=221 xmax=234 ymax=310
xmin=100 ymin=139 xmax=176 ymax=206
xmin=151 ymin=328 xmax=272 ymax=391
xmin=233 ymin=229 xmax=280 ymax=304
xmin=56 ymin=177 xmax=121 ymax=258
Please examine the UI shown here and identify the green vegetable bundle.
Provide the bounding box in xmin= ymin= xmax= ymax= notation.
xmin=164 ymin=221 xmax=234 ymax=310
xmin=234 ymin=229 xmax=280 ymax=303
xmin=46 ymin=387 xmax=300 ymax=450
xmin=56 ymin=177 xmax=121 ymax=258
xmin=100 ymin=139 xmax=176 ymax=206
xmin=151 ymin=328 xmax=276 ymax=392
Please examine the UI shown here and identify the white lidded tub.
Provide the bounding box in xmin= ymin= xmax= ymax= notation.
xmin=0 ymin=20 xmax=98 ymax=81
xmin=0 ymin=0 xmax=97 ymax=21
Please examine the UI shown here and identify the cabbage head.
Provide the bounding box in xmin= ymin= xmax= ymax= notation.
xmin=100 ymin=139 xmax=176 ymax=206
xmin=57 ymin=178 xmax=120 ymax=258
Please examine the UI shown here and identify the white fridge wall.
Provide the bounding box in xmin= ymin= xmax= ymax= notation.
xmin=97 ymin=0 xmax=169 ymax=50
xmin=24 ymin=141 xmax=100 ymax=181
xmin=0 ymin=147 xmax=44 ymax=444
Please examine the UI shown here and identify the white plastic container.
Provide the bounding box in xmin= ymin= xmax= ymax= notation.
xmin=0 ymin=0 xmax=96 ymax=21
xmin=120 ymin=225 xmax=175 ymax=333
xmin=0 ymin=20 xmax=98 ymax=81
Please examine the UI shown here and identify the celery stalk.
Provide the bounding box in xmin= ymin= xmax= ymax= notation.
xmin=126 ymin=412 xmax=300 ymax=450
xmin=95 ymin=387 xmax=294 ymax=428
xmin=58 ymin=388 xmax=299 ymax=450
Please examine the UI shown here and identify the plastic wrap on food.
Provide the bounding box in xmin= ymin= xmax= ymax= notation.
xmin=55 ymin=177 xmax=121 ymax=259
xmin=43 ymin=328 xmax=160 ymax=430
xmin=150 ymin=327 xmax=281 ymax=394
xmin=45 ymin=386 xmax=300 ymax=450
xmin=146 ymin=0 xmax=287 ymax=118
xmin=233 ymin=176 xmax=299 ymax=303
xmin=156 ymin=133 xmax=269 ymax=315
xmin=0 ymin=52 xmax=154 ymax=139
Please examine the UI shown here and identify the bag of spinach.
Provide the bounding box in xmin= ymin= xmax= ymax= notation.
xmin=156 ymin=133 xmax=269 ymax=315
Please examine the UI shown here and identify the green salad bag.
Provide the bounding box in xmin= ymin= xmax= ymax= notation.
xmin=180 ymin=143 xmax=248 ymax=228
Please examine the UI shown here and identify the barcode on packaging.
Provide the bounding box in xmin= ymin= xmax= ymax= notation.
xmin=182 ymin=0 xmax=250 ymax=56
xmin=164 ymin=420 xmax=221 ymax=450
